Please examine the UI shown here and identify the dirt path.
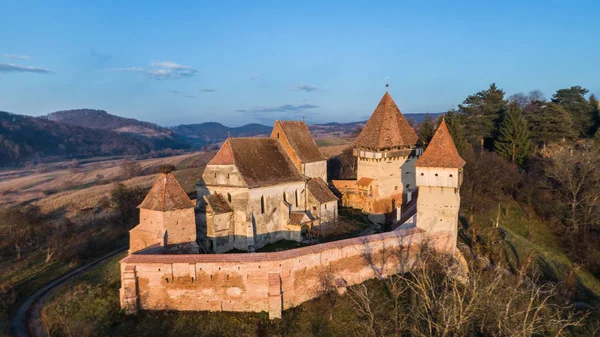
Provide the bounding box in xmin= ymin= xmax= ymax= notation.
xmin=11 ymin=247 xmax=127 ymax=337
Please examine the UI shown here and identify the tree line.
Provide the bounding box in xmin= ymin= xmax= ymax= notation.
xmin=419 ymin=84 xmax=600 ymax=166
xmin=418 ymin=84 xmax=600 ymax=279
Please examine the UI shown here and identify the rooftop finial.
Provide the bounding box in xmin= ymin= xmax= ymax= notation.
xmin=385 ymin=77 xmax=389 ymax=91
xmin=227 ymin=131 xmax=231 ymax=138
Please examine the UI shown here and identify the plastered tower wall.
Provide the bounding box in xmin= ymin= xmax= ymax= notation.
xmin=163 ymin=208 xmax=197 ymax=245
xmin=356 ymin=153 xmax=418 ymax=199
xmin=416 ymin=167 xmax=462 ymax=246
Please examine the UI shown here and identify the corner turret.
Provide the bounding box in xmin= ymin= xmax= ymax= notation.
xmin=415 ymin=119 xmax=466 ymax=250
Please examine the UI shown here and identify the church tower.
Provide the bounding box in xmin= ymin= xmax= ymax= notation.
xmin=414 ymin=119 xmax=466 ymax=250
xmin=352 ymin=92 xmax=420 ymax=217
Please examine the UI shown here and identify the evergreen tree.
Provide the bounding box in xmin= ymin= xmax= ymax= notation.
xmin=494 ymin=102 xmax=531 ymax=166
xmin=524 ymin=102 xmax=575 ymax=149
xmin=443 ymin=108 xmax=467 ymax=153
xmin=590 ymin=94 xmax=600 ymax=136
xmin=552 ymin=86 xmax=594 ymax=138
xmin=458 ymin=83 xmax=507 ymax=150
xmin=418 ymin=114 xmax=435 ymax=149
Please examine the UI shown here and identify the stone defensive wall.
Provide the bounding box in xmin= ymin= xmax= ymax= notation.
xmin=120 ymin=227 xmax=454 ymax=319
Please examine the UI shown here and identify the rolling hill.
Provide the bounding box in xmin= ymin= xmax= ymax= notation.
xmin=0 ymin=111 xmax=152 ymax=167
xmin=44 ymin=109 xmax=189 ymax=150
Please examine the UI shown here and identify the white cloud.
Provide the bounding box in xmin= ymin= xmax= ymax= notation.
xmin=3 ymin=54 xmax=30 ymax=60
xmin=108 ymin=61 xmax=197 ymax=80
xmin=294 ymin=85 xmax=320 ymax=92
xmin=0 ymin=63 xmax=53 ymax=74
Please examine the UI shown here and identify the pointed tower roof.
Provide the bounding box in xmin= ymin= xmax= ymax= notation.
xmin=138 ymin=172 xmax=194 ymax=211
xmin=353 ymin=92 xmax=419 ymax=150
xmin=415 ymin=119 xmax=466 ymax=168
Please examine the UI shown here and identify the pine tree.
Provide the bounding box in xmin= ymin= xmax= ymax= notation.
xmin=552 ymin=86 xmax=594 ymax=138
xmin=524 ymin=102 xmax=575 ymax=149
xmin=443 ymin=109 xmax=467 ymax=153
xmin=458 ymin=83 xmax=507 ymax=150
xmin=419 ymin=114 xmax=435 ymax=149
xmin=494 ymin=102 xmax=531 ymax=166
xmin=590 ymin=94 xmax=600 ymax=136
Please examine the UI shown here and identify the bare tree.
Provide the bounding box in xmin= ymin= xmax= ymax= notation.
xmin=119 ymin=159 xmax=142 ymax=179
xmin=1 ymin=207 xmax=38 ymax=259
xmin=543 ymin=146 xmax=600 ymax=243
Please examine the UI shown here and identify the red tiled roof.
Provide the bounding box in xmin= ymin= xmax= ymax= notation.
xmin=356 ymin=177 xmax=374 ymax=186
xmin=273 ymin=121 xmax=326 ymax=163
xmin=289 ymin=211 xmax=311 ymax=226
xmin=331 ymin=180 xmax=357 ymax=189
xmin=353 ymin=92 xmax=419 ymax=150
xmin=415 ymin=119 xmax=466 ymax=168
xmin=138 ymin=173 xmax=194 ymax=211
xmin=205 ymin=194 xmax=232 ymax=214
xmin=208 ymin=138 xmax=304 ymax=188
xmin=207 ymin=139 xmax=234 ymax=165
xmin=307 ymin=178 xmax=338 ymax=203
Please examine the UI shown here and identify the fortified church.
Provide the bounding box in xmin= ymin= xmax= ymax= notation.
xmin=120 ymin=90 xmax=466 ymax=318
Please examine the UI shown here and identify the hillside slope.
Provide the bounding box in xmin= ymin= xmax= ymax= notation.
xmin=44 ymin=109 xmax=189 ymax=150
xmin=0 ymin=111 xmax=152 ymax=167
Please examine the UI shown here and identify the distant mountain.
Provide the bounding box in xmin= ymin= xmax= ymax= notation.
xmin=0 ymin=111 xmax=152 ymax=167
xmin=170 ymin=113 xmax=443 ymax=147
xmin=170 ymin=122 xmax=273 ymax=147
xmin=44 ymin=109 xmax=189 ymax=150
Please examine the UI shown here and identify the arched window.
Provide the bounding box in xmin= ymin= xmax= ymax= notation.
xmin=283 ymin=192 xmax=287 ymax=203
xmin=227 ymin=193 xmax=232 ymax=202
xmin=261 ymin=196 xmax=265 ymax=214
xmin=277 ymin=132 xmax=280 ymax=138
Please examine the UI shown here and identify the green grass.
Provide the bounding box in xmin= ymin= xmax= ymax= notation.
xmin=0 ymin=253 xmax=73 ymax=337
xmin=315 ymin=138 xmax=349 ymax=147
xmin=470 ymin=202 xmax=600 ymax=305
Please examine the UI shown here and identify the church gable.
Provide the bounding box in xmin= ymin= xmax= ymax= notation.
xmin=208 ymin=139 xmax=234 ymax=165
xmin=272 ymin=120 xmax=326 ymax=164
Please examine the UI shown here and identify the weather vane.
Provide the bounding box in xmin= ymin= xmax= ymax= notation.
xmin=386 ymin=77 xmax=389 ymax=91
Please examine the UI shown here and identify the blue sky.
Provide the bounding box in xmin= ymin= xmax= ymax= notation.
xmin=1 ymin=0 xmax=599 ymax=127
